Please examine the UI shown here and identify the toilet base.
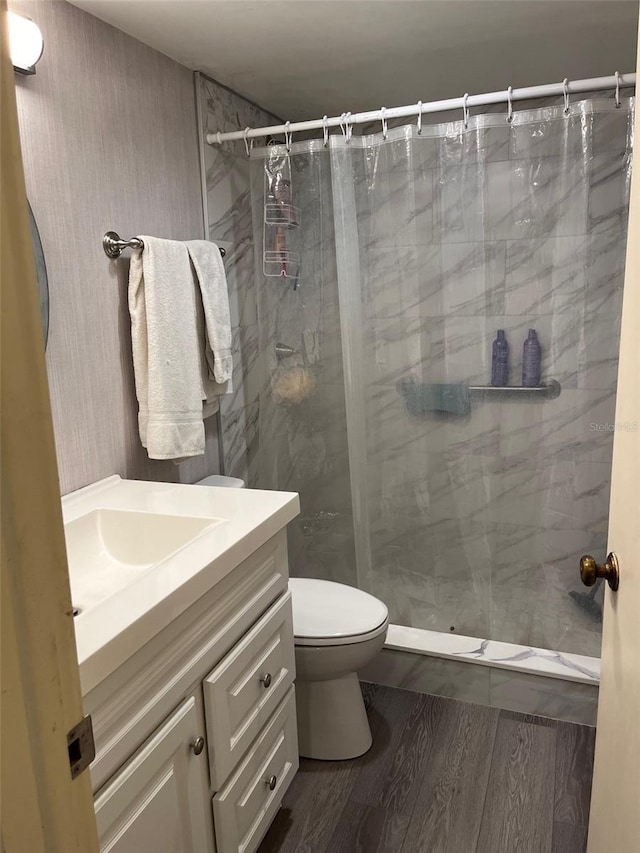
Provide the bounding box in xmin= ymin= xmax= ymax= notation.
xmin=295 ymin=672 xmax=372 ymax=760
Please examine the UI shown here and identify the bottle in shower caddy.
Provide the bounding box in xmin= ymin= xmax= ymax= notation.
xmin=491 ymin=329 xmax=509 ymax=387
xmin=274 ymin=227 xmax=288 ymax=277
xmin=273 ymin=176 xmax=293 ymax=224
xmin=522 ymin=328 xmax=542 ymax=387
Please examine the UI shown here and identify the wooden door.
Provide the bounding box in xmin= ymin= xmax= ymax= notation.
xmin=0 ymin=6 xmax=99 ymax=851
xmin=587 ymin=21 xmax=640 ymax=853
xmin=94 ymin=696 xmax=215 ymax=853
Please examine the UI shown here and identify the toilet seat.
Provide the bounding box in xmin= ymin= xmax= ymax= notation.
xmin=289 ymin=578 xmax=389 ymax=647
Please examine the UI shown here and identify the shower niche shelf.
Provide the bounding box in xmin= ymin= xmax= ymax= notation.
xmin=397 ymin=378 xmax=561 ymax=418
xmin=468 ymin=380 xmax=561 ymax=399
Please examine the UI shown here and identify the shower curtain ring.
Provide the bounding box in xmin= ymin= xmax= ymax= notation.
xmin=284 ymin=121 xmax=292 ymax=152
xmin=381 ymin=107 xmax=388 ymax=140
xmin=340 ymin=112 xmax=353 ymax=144
xmin=417 ymin=101 xmax=423 ymax=135
xmin=506 ymin=86 xmax=514 ymax=123
xmin=322 ymin=115 xmax=329 ymax=147
xmin=563 ymin=78 xmax=570 ymax=115
xmin=615 ymin=71 xmax=621 ymax=108
xmin=462 ymin=93 xmax=470 ymax=129
xmin=243 ymin=127 xmax=253 ymax=158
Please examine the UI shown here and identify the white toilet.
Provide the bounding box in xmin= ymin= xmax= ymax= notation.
xmin=195 ymin=476 xmax=388 ymax=760
xmin=289 ymin=578 xmax=388 ymax=761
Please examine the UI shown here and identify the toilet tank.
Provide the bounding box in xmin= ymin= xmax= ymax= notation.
xmin=195 ymin=475 xmax=245 ymax=488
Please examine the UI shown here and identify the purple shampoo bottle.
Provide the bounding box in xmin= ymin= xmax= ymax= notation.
xmin=491 ymin=329 xmax=509 ymax=386
xmin=522 ymin=329 xmax=542 ymax=387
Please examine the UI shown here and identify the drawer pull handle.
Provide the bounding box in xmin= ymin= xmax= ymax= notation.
xmin=266 ymin=774 xmax=277 ymax=791
xmin=191 ymin=736 xmax=205 ymax=756
xmin=261 ymin=673 xmax=272 ymax=689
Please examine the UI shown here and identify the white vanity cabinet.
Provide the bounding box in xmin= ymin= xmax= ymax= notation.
xmin=83 ymin=529 xmax=298 ymax=853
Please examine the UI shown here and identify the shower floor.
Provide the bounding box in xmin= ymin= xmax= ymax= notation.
xmin=258 ymin=683 xmax=595 ymax=853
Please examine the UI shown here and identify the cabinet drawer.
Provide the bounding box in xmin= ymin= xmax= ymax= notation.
xmin=204 ymin=592 xmax=295 ymax=789
xmin=213 ymin=687 xmax=298 ymax=853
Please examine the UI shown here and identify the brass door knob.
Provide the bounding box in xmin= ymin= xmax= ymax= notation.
xmin=580 ymin=553 xmax=620 ymax=591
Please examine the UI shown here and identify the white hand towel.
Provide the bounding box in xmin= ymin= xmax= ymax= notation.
xmin=185 ymin=240 xmax=233 ymax=388
xmin=128 ymin=236 xmax=205 ymax=459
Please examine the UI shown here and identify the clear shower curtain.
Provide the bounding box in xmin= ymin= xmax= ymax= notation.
xmin=250 ymin=141 xmax=358 ymax=589
xmin=252 ymin=96 xmax=633 ymax=658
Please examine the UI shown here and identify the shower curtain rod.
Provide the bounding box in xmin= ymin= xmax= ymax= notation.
xmin=206 ymin=73 xmax=636 ymax=145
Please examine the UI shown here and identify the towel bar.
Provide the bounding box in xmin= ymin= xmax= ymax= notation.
xmin=103 ymin=231 xmax=227 ymax=259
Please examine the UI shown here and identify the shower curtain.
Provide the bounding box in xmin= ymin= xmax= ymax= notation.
xmin=250 ymin=141 xmax=358 ymax=589
xmin=250 ymin=96 xmax=633 ymax=659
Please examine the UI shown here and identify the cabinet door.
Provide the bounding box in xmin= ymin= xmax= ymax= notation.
xmin=94 ymin=696 xmax=214 ymax=853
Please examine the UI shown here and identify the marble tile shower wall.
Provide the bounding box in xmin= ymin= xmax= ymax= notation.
xmin=359 ymin=103 xmax=632 ymax=657
xmin=198 ymin=75 xmax=280 ymax=484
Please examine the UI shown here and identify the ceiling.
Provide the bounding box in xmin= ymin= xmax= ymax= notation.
xmin=70 ymin=0 xmax=638 ymax=122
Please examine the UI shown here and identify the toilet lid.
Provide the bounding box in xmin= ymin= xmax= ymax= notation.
xmin=289 ymin=578 xmax=388 ymax=646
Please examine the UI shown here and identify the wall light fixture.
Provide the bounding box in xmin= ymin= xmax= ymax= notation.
xmin=8 ymin=11 xmax=44 ymax=75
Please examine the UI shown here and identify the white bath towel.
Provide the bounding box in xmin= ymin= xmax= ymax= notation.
xmin=128 ymin=236 xmax=205 ymax=459
xmin=185 ymin=240 xmax=233 ymax=388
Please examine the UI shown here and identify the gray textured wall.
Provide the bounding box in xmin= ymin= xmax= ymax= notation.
xmin=12 ymin=0 xmax=219 ymax=494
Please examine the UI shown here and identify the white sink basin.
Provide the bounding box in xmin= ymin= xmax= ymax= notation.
xmin=62 ymin=475 xmax=300 ymax=695
xmin=65 ymin=508 xmax=221 ymax=614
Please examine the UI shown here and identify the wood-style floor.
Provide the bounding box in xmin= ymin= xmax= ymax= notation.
xmin=258 ymin=683 xmax=595 ymax=853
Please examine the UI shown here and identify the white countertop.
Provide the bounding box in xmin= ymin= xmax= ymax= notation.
xmin=62 ymin=476 xmax=299 ymax=695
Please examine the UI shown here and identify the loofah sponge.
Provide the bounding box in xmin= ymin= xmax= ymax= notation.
xmin=272 ymin=366 xmax=316 ymax=405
